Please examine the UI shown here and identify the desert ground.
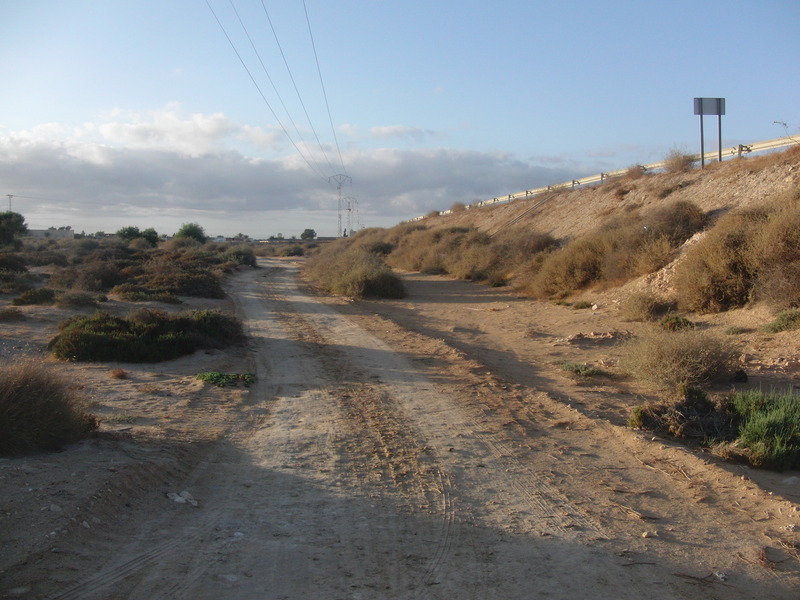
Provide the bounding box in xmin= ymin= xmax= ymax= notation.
xmin=1 ymin=254 xmax=799 ymax=599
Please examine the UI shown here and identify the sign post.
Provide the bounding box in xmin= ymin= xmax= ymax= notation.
xmin=693 ymin=98 xmax=725 ymax=168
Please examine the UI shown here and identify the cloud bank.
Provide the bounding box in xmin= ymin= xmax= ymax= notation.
xmin=0 ymin=105 xmax=593 ymax=237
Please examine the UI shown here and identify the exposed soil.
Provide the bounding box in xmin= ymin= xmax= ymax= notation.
xmin=2 ymin=256 xmax=799 ymax=599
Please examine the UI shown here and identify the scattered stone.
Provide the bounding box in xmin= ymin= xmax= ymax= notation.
xmin=49 ymin=504 xmax=62 ymax=512
xmin=713 ymin=571 xmax=727 ymax=581
xmin=167 ymin=491 xmax=199 ymax=507
xmin=81 ymin=520 xmax=90 ymax=529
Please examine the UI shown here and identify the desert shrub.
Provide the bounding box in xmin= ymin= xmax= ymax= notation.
xmin=0 ymin=307 xmax=25 ymax=322
xmin=450 ymin=202 xmax=467 ymax=212
xmin=620 ymin=328 xmax=736 ymax=390
xmin=0 ymin=360 xmax=98 ymax=454
xmin=110 ymin=368 xmax=128 ymax=379
xmin=305 ymin=246 xmax=404 ymax=299
xmin=729 ymin=388 xmax=800 ymax=469
xmin=659 ymin=315 xmax=695 ymax=331
xmin=48 ymin=309 xmax=244 ymax=362
xmin=221 ymin=246 xmax=257 ymax=267
xmin=572 ymin=300 xmax=593 ymax=310
xmin=0 ymin=253 xmax=27 ymax=272
xmin=527 ymin=238 xmax=604 ymax=298
xmin=676 ymin=187 xmax=800 ymax=312
xmin=628 ymin=386 xmax=735 ymax=441
xmin=760 ymin=308 xmax=800 ymax=333
xmin=196 ymin=371 xmax=255 ymax=387
xmin=673 ymin=208 xmax=766 ymax=312
xmin=56 ymin=291 xmax=98 ymax=309
xmin=527 ymin=201 xmax=704 ymax=298
xmin=663 ymin=148 xmax=696 ymax=173
xmin=560 ymin=362 xmax=604 ymax=377
xmin=12 ymin=287 xmax=59 ymax=306
xmin=109 ymin=283 xmax=182 ymax=304
xmin=619 ymin=292 xmax=672 ymax=321
xmin=0 ymin=269 xmax=36 ymax=295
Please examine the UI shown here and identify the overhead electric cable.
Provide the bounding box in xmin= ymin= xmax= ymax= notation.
xmin=259 ymin=0 xmax=338 ymax=175
xmin=228 ymin=0 xmax=331 ymax=176
xmin=302 ymin=0 xmax=348 ymax=176
xmin=205 ymin=0 xmax=328 ymax=181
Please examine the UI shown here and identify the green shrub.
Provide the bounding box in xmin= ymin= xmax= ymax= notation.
xmin=659 ymin=315 xmax=695 ymax=331
xmin=760 ymin=308 xmax=800 ymax=333
xmin=560 ymin=362 xmax=604 ymax=377
xmin=730 ymin=389 xmax=800 ymax=469
xmin=0 ymin=360 xmax=98 ymax=454
xmin=572 ymin=301 xmax=593 ymax=310
xmin=196 ymin=371 xmax=255 ymax=387
xmin=12 ymin=287 xmax=59 ymax=306
xmin=48 ymin=309 xmax=245 ymax=362
xmin=620 ymin=328 xmax=736 ymax=390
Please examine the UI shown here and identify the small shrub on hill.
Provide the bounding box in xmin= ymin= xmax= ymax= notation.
xmin=0 ymin=360 xmax=98 ymax=454
xmin=663 ymin=148 xmax=696 ymax=173
xmin=619 ymin=292 xmax=672 ymax=322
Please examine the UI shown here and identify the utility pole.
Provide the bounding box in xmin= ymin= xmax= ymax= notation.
xmin=6 ymin=195 xmax=12 ymax=211
xmin=329 ymin=174 xmax=351 ymax=237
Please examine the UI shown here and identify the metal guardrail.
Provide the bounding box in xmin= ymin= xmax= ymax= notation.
xmin=411 ymin=135 xmax=800 ymax=221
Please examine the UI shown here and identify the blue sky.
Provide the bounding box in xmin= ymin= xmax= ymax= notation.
xmin=1 ymin=0 xmax=798 ymax=238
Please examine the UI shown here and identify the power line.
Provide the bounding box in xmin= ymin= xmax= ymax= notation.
xmin=228 ymin=0 xmax=331 ymax=177
xmin=259 ymin=0 xmax=338 ymax=176
xmin=205 ymin=0 xmax=328 ymax=181
xmin=302 ymin=0 xmax=348 ymax=176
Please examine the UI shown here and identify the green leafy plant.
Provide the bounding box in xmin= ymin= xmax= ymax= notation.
xmin=196 ymin=371 xmax=255 ymax=387
xmin=729 ymin=388 xmax=800 ymax=470
xmin=760 ymin=308 xmax=800 ymax=333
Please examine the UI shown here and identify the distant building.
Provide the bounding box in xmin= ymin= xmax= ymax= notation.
xmin=26 ymin=227 xmax=75 ymax=241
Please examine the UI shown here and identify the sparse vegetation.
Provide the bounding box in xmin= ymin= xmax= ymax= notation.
xmin=620 ymin=328 xmax=736 ymax=390
xmin=728 ymin=388 xmax=800 ymax=470
xmin=48 ymin=308 xmax=245 ymax=362
xmin=0 ymin=360 xmax=98 ymax=455
xmin=196 ymin=371 xmax=255 ymax=387
xmin=305 ymin=243 xmax=405 ymax=299
xmin=674 ymin=185 xmax=800 ymax=313
xmin=619 ymin=292 xmax=672 ymax=322
xmin=12 ymin=287 xmax=59 ymax=306
xmin=663 ymin=148 xmax=696 ymax=173
xmin=760 ymin=308 xmax=800 ymax=333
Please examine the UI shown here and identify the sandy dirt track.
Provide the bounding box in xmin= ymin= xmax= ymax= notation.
xmin=2 ymin=257 xmax=799 ymax=599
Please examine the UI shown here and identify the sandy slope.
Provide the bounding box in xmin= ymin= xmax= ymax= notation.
xmin=1 ymin=257 xmax=798 ymax=599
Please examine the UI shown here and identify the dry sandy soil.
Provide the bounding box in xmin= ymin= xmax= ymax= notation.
xmin=1 ymin=254 xmax=799 ymax=599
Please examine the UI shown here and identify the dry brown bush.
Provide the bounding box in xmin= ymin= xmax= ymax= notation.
xmin=620 ymin=328 xmax=736 ymax=390
xmin=663 ymin=148 xmax=696 ymax=173
xmin=675 ymin=186 xmax=800 ymax=312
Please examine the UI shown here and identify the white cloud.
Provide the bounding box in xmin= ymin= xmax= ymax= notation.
xmin=0 ymin=108 xmax=598 ymax=237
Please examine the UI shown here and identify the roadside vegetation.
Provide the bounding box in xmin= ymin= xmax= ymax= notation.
xmin=0 ymin=360 xmax=98 ymax=455
xmin=48 ymin=308 xmax=245 ymax=362
xmin=302 ymin=147 xmax=800 ymax=471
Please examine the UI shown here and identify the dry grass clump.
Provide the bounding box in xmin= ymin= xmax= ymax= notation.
xmin=620 ymin=328 xmax=736 ymax=390
xmin=386 ymin=224 xmax=556 ymax=286
xmin=663 ymin=148 xmax=696 ymax=173
xmin=0 ymin=307 xmax=26 ymax=322
xmin=674 ymin=185 xmax=800 ymax=312
xmin=304 ymin=244 xmax=405 ymax=299
xmin=526 ymin=200 xmax=705 ymax=298
xmin=0 ymin=360 xmax=98 ymax=454
xmin=619 ymin=292 xmax=673 ymax=321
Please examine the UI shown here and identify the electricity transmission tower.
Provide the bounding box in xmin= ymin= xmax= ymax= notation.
xmin=329 ymin=174 xmax=352 ymax=237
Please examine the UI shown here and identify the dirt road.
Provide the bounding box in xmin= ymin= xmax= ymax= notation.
xmin=3 ymin=258 xmax=799 ymax=599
